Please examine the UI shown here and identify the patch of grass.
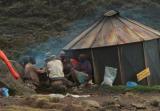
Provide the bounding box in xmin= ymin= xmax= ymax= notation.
xmin=105 ymin=85 xmax=160 ymax=92
xmin=126 ymin=85 xmax=160 ymax=92
xmin=79 ymin=85 xmax=160 ymax=94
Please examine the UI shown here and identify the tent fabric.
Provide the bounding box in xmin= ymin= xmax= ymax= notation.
xmin=64 ymin=10 xmax=160 ymax=85
xmin=66 ymin=49 xmax=92 ymax=60
xmin=143 ymin=40 xmax=160 ymax=85
xmin=119 ymin=43 xmax=147 ymax=85
xmin=63 ymin=11 xmax=160 ymax=50
xmin=92 ymin=47 xmax=120 ymax=84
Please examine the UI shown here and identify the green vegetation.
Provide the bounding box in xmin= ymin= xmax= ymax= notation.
xmin=109 ymin=85 xmax=160 ymax=92
xmin=0 ymin=0 xmax=101 ymax=58
xmin=80 ymin=85 xmax=160 ymax=94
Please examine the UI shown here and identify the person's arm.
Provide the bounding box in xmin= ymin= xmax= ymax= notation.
xmin=86 ymin=61 xmax=92 ymax=80
xmin=34 ymin=67 xmax=46 ymax=74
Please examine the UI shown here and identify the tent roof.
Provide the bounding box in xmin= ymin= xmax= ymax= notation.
xmin=64 ymin=10 xmax=160 ymax=50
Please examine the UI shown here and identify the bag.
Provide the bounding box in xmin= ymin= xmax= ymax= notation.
xmin=0 ymin=87 xmax=9 ymax=97
xmin=101 ymin=66 xmax=117 ymax=86
xmin=75 ymin=70 xmax=88 ymax=84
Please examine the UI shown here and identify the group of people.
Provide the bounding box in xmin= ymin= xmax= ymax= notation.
xmin=20 ymin=52 xmax=93 ymax=90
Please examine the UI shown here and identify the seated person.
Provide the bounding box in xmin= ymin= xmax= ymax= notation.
xmin=20 ymin=56 xmax=45 ymax=89
xmin=63 ymin=57 xmax=90 ymax=86
xmin=45 ymin=55 xmax=73 ymax=88
xmin=78 ymin=54 xmax=92 ymax=81
xmin=46 ymin=55 xmax=64 ymax=78
xmin=58 ymin=51 xmax=71 ymax=77
xmin=59 ymin=53 xmax=92 ymax=87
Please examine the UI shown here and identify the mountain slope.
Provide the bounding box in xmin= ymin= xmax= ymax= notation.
xmin=0 ymin=0 xmax=159 ymax=60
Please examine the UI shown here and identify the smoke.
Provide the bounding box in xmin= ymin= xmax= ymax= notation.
xmin=24 ymin=8 xmax=106 ymax=67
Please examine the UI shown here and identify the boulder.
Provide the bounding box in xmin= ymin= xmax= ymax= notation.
xmin=63 ymin=104 xmax=85 ymax=111
xmin=150 ymin=100 xmax=160 ymax=107
xmin=131 ymin=103 xmax=146 ymax=109
xmin=0 ymin=60 xmax=35 ymax=95
xmin=81 ymin=100 xmax=100 ymax=108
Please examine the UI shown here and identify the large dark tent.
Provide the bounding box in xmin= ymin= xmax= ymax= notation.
xmin=63 ymin=10 xmax=160 ymax=85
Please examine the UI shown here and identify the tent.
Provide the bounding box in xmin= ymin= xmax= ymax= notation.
xmin=63 ymin=10 xmax=160 ymax=85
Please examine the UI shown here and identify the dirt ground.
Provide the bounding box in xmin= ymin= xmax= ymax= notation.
xmin=0 ymin=87 xmax=160 ymax=111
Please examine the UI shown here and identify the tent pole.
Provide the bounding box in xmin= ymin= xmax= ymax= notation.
xmin=142 ymin=42 xmax=150 ymax=86
xmin=91 ymin=48 xmax=98 ymax=84
xmin=117 ymin=46 xmax=125 ymax=85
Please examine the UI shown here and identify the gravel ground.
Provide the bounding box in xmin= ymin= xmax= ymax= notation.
xmin=0 ymin=89 xmax=160 ymax=111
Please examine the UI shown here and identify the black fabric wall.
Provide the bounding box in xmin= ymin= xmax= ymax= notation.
xmin=143 ymin=40 xmax=160 ymax=85
xmin=92 ymin=46 xmax=119 ymax=84
xmin=65 ymin=49 xmax=91 ymax=59
xmin=119 ymin=43 xmax=147 ymax=85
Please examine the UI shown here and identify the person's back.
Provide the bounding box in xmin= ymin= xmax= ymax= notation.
xmin=24 ymin=63 xmax=40 ymax=84
xmin=47 ymin=59 xmax=64 ymax=78
xmin=80 ymin=60 xmax=91 ymax=74
xmin=45 ymin=55 xmax=73 ymax=89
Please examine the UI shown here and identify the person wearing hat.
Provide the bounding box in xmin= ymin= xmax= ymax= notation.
xmin=45 ymin=54 xmax=73 ymax=88
xmin=46 ymin=55 xmax=64 ymax=78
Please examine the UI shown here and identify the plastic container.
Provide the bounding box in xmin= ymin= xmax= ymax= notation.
xmin=1 ymin=87 xmax=9 ymax=97
xmin=126 ymin=81 xmax=138 ymax=88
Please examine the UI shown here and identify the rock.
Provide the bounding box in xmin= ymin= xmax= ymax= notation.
xmin=47 ymin=110 xmax=61 ymax=111
xmin=49 ymin=103 xmax=65 ymax=109
xmin=113 ymin=96 xmax=120 ymax=101
xmin=150 ymin=100 xmax=159 ymax=107
xmin=0 ymin=60 xmax=35 ymax=95
xmin=101 ymin=101 xmax=121 ymax=111
xmin=131 ymin=103 xmax=146 ymax=109
xmin=85 ymin=107 xmax=97 ymax=111
xmin=124 ymin=92 xmax=135 ymax=97
xmin=102 ymin=101 xmax=115 ymax=106
xmin=49 ymin=97 xmax=61 ymax=103
xmin=63 ymin=104 xmax=85 ymax=111
xmin=81 ymin=100 xmax=100 ymax=108
xmin=34 ymin=99 xmax=51 ymax=108
xmin=114 ymin=103 xmax=121 ymax=108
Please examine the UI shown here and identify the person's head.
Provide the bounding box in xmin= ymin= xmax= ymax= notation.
xmin=19 ymin=56 xmax=36 ymax=67
xmin=79 ymin=54 xmax=87 ymax=62
xmin=59 ymin=51 xmax=66 ymax=60
xmin=70 ymin=58 xmax=79 ymax=66
xmin=45 ymin=55 xmax=56 ymax=63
